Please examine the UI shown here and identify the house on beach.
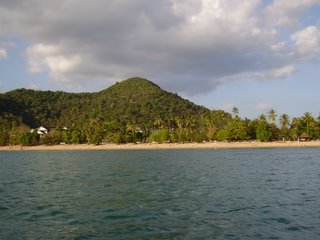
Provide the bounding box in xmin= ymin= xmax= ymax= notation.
xmin=35 ymin=126 xmax=48 ymax=136
xmin=298 ymin=132 xmax=309 ymax=142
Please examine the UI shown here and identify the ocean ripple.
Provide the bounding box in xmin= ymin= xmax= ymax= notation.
xmin=1 ymin=149 xmax=320 ymax=239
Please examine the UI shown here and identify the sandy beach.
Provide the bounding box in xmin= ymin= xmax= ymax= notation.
xmin=1 ymin=141 xmax=320 ymax=151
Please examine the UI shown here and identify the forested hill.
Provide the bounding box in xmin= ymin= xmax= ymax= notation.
xmin=0 ymin=77 xmax=210 ymax=130
xmin=1 ymin=77 xmax=319 ymax=145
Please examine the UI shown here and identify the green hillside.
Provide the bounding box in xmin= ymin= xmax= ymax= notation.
xmin=1 ymin=77 xmax=209 ymax=128
xmin=95 ymin=78 xmax=209 ymax=127
xmin=1 ymin=77 xmax=230 ymax=145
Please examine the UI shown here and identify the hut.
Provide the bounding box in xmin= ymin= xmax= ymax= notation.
xmin=298 ymin=132 xmax=309 ymax=142
xmin=37 ymin=126 xmax=48 ymax=136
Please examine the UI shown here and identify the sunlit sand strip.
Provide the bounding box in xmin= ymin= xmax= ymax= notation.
xmin=1 ymin=141 xmax=320 ymax=151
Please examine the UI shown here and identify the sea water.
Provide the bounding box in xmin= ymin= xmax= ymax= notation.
xmin=0 ymin=149 xmax=319 ymax=239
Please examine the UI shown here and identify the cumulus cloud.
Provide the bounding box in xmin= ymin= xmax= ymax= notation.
xmin=251 ymin=64 xmax=297 ymax=80
xmin=291 ymin=26 xmax=320 ymax=60
xmin=0 ymin=48 xmax=7 ymax=59
xmin=0 ymin=0 xmax=319 ymax=94
xmin=264 ymin=0 xmax=320 ymax=27
xmin=26 ymin=43 xmax=83 ymax=82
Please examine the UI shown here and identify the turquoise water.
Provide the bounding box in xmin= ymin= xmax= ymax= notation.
xmin=0 ymin=149 xmax=319 ymax=239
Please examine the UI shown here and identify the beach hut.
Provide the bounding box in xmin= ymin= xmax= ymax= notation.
xmin=135 ymin=127 xmax=143 ymax=133
xmin=37 ymin=126 xmax=48 ymax=136
xmin=298 ymin=132 xmax=309 ymax=142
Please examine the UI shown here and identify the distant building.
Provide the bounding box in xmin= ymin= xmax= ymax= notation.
xmin=37 ymin=126 xmax=48 ymax=136
xmin=298 ymin=132 xmax=309 ymax=142
xmin=135 ymin=127 xmax=143 ymax=133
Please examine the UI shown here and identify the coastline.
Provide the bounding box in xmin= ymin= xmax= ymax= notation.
xmin=1 ymin=141 xmax=320 ymax=151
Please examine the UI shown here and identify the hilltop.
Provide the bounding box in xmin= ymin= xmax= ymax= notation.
xmin=0 ymin=77 xmax=209 ymax=128
xmin=1 ymin=77 xmax=229 ymax=145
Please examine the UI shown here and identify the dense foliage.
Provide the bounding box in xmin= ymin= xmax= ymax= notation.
xmin=1 ymin=77 xmax=320 ymax=146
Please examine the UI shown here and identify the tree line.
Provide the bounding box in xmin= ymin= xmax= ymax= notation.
xmin=1 ymin=108 xmax=319 ymax=146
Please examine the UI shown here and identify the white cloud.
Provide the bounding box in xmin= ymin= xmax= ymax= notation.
xmin=46 ymin=55 xmax=82 ymax=74
xmin=271 ymin=65 xmax=297 ymax=78
xmin=0 ymin=0 xmax=319 ymax=94
xmin=27 ymin=43 xmax=82 ymax=82
xmin=270 ymin=41 xmax=287 ymax=53
xmin=217 ymin=64 xmax=297 ymax=84
xmin=27 ymin=43 xmax=59 ymax=56
xmin=255 ymin=103 xmax=273 ymax=111
xmin=291 ymin=26 xmax=320 ymax=60
xmin=26 ymin=44 xmax=58 ymax=73
xmin=0 ymin=48 xmax=7 ymax=59
xmin=251 ymin=65 xmax=297 ymax=80
xmin=264 ymin=0 xmax=320 ymax=28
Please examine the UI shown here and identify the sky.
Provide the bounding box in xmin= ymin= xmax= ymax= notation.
xmin=0 ymin=0 xmax=320 ymax=119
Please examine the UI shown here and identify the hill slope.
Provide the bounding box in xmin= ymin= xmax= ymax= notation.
xmin=0 ymin=77 xmax=209 ymax=129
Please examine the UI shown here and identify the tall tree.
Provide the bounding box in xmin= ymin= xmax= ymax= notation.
xmin=259 ymin=114 xmax=267 ymax=121
xmin=174 ymin=116 xmax=187 ymax=142
xmin=301 ymin=112 xmax=317 ymax=139
xmin=153 ymin=116 xmax=163 ymax=129
xmin=267 ymin=109 xmax=277 ymax=123
xmin=125 ymin=122 xmax=136 ymax=143
xmin=185 ymin=115 xmax=196 ymax=141
xmin=256 ymin=116 xmax=271 ymax=142
xmin=290 ymin=117 xmax=301 ymax=140
xmin=225 ymin=119 xmax=248 ymax=141
xmin=232 ymin=107 xmax=239 ymax=118
xmin=279 ymin=113 xmax=290 ymax=129
xmin=279 ymin=113 xmax=290 ymax=140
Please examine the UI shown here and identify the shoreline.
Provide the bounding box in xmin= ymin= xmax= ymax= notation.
xmin=1 ymin=141 xmax=320 ymax=151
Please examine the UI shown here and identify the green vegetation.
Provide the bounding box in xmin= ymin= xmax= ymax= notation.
xmin=1 ymin=77 xmax=320 ymax=146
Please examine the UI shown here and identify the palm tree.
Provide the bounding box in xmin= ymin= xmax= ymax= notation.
xmin=232 ymin=107 xmax=239 ymax=118
xmin=153 ymin=116 xmax=163 ymax=129
xmin=267 ymin=109 xmax=277 ymax=123
xmin=259 ymin=114 xmax=267 ymax=122
xmin=279 ymin=114 xmax=290 ymax=129
xmin=302 ymin=112 xmax=313 ymax=123
xmin=204 ymin=114 xmax=216 ymax=141
xmin=175 ymin=116 xmax=184 ymax=130
xmin=126 ymin=122 xmax=135 ymax=133
xmin=126 ymin=122 xmax=136 ymax=142
xmin=86 ymin=118 xmax=104 ymax=144
xmin=279 ymin=113 xmax=290 ymax=140
xmin=185 ymin=115 xmax=196 ymax=134
xmin=302 ymin=112 xmax=314 ymax=136
xmin=290 ymin=117 xmax=300 ymax=140
xmin=174 ymin=116 xmax=184 ymax=142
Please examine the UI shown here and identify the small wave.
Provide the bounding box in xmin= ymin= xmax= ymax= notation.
xmin=102 ymin=214 xmax=137 ymax=221
xmin=287 ymin=226 xmax=302 ymax=232
xmin=0 ymin=206 xmax=9 ymax=211
xmin=275 ymin=218 xmax=290 ymax=224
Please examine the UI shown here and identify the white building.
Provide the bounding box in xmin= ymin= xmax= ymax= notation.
xmin=37 ymin=126 xmax=48 ymax=136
